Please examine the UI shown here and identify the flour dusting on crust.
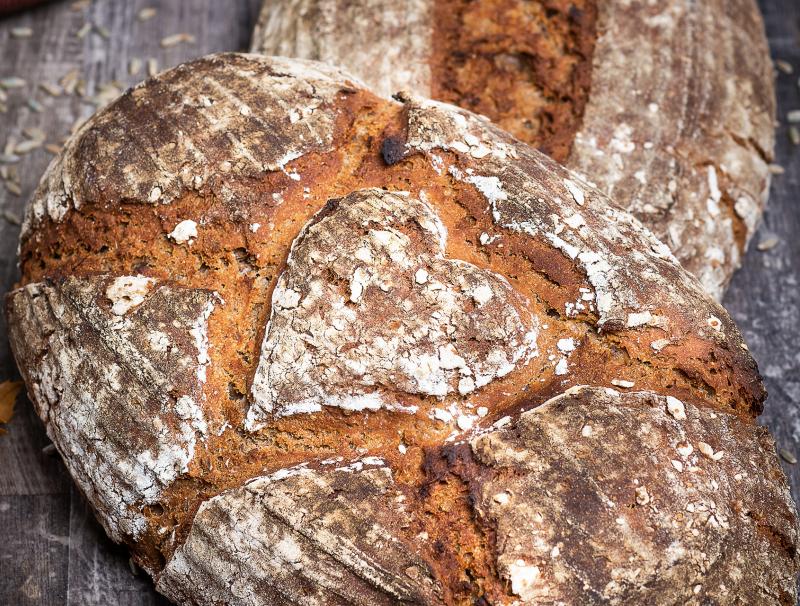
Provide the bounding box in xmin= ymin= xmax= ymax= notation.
xmin=6 ymin=276 xmax=218 ymax=541
xmin=248 ymin=188 xmax=538 ymax=428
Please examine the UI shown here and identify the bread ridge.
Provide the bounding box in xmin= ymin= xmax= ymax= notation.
xmin=5 ymin=53 xmax=793 ymax=604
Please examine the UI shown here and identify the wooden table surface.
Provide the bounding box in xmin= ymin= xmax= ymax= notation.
xmin=0 ymin=0 xmax=798 ymax=603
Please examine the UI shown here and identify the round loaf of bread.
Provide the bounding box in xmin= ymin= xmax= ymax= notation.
xmin=6 ymin=54 xmax=797 ymax=605
xmin=252 ymin=0 xmax=776 ymax=300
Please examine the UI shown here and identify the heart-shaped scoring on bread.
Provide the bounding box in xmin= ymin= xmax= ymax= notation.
xmin=247 ymin=188 xmax=539 ymax=428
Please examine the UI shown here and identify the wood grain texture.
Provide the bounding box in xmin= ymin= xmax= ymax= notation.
xmin=0 ymin=0 xmax=796 ymax=604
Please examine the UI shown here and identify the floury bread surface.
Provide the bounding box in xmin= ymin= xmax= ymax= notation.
xmin=252 ymin=0 xmax=776 ymax=299
xmin=6 ymin=54 xmax=798 ymax=604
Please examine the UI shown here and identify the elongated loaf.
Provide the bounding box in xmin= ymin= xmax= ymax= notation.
xmin=6 ymin=54 xmax=797 ymax=605
xmin=252 ymin=0 xmax=776 ymax=300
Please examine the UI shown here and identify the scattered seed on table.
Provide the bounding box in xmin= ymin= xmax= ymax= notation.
xmin=23 ymin=127 xmax=45 ymax=141
xmin=4 ymin=181 xmax=22 ymax=196
xmin=0 ymin=77 xmax=26 ymax=89
xmin=768 ymin=164 xmax=785 ymax=175
xmin=776 ymin=59 xmax=794 ymax=74
xmin=0 ymin=89 xmax=6 ymax=102
xmin=2 ymin=210 xmax=21 ymax=225
xmin=147 ymin=58 xmax=158 ymax=77
xmin=161 ymin=33 xmax=195 ymax=48
xmin=129 ymin=58 xmax=142 ymax=76
xmin=76 ymin=22 xmax=92 ymax=39
xmin=757 ymin=237 xmax=779 ymax=251
xmin=44 ymin=143 xmax=62 ymax=155
xmin=26 ymin=99 xmax=43 ymax=113
xmin=780 ymin=448 xmax=798 ymax=465
xmin=39 ymin=82 xmax=63 ymax=97
xmin=10 ymin=27 xmax=33 ymax=39
xmin=75 ymin=79 xmax=87 ymax=97
xmin=94 ymin=24 xmax=110 ymax=39
xmin=787 ymin=109 xmax=800 ymax=123
xmin=15 ymin=139 xmax=43 ymax=154
xmin=0 ymin=154 xmax=20 ymax=164
xmin=4 ymin=137 xmax=17 ymax=156
xmin=138 ymin=7 xmax=157 ymax=21
xmin=60 ymin=69 xmax=80 ymax=94
xmin=790 ymin=126 xmax=800 ymax=145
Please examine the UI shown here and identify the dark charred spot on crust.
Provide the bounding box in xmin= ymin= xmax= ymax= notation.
xmin=380 ymin=135 xmax=407 ymax=166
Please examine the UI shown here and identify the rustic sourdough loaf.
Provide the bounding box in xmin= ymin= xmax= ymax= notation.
xmin=252 ymin=0 xmax=776 ymax=300
xmin=6 ymin=53 xmax=797 ymax=605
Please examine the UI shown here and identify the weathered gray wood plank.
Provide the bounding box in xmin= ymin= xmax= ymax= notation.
xmin=0 ymin=493 xmax=70 ymax=605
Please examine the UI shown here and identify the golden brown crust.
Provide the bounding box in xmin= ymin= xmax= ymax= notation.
xmin=5 ymin=54 xmax=793 ymax=604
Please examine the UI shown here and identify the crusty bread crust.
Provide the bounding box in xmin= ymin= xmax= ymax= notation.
xmin=251 ymin=0 xmax=776 ymax=299
xmin=6 ymin=54 xmax=794 ymax=604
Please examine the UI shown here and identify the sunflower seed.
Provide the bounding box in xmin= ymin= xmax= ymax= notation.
xmin=95 ymin=24 xmax=110 ymax=39
xmin=780 ymin=448 xmax=798 ymax=465
xmin=0 ymin=89 xmax=6 ymax=102
xmin=757 ymin=237 xmax=779 ymax=251
xmin=2 ymin=210 xmax=20 ymax=225
xmin=137 ymin=7 xmax=157 ymax=21
xmin=768 ymin=163 xmax=785 ymax=175
xmin=0 ymin=154 xmax=20 ymax=164
xmin=776 ymin=59 xmax=794 ymax=74
xmin=44 ymin=143 xmax=62 ymax=155
xmin=26 ymin=99 xmax=44 ymax=113
xmin=787 ymin=110 xmax=800 ymax=123
xmin=10 ymin=27 xmax=33 ymax=39
xmin=39 ymin=82 xmax=63 ymax=97
xmin=129 ymin=58 xmax=142 ymax=76
xmin=60 ymin=69 xmax=80 ymax=94
xmin=23 ymin=127 xmax=46 ymax=141
xmin=4 ymin=181 xmax=22 ymax=196
xmin=147 ymin=58 xmax=158 ymax=77
xmin=75 ymin=79 xmax=87 ymax=97
xmin=0 ymin=77 xmax=26 ymax=89
xmin=790 ymin=126 xmax=800 ymax=145
xmin=160 ymin=33 xmax=195 ymax=48
xmin=4 ymin=137 xmax=17 ymax=156
xmin=76 ymin=22 xmax=92 ymax=39
xmin=15 ymin=139 xmax=43 ymax=154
